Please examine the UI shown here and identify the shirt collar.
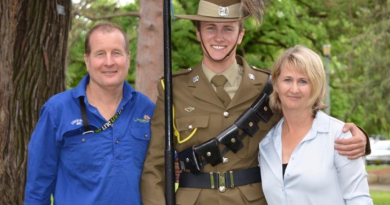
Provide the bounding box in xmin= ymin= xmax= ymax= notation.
xmin=264 ymin=110 xmax=329 ymax=144
xmin=201 ymin=60 xmax=240 ymax=85
xmin=72 ymin=74 xmax=135 ymax=107
xmin=311 ymin=111 xmax=329 ymax=133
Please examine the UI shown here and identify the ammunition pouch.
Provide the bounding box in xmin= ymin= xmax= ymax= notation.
xmin=178 ymin=146 xmax=203 ymax=174
xmin=194 ymin=138 xmax=223 ymax=166
xmin=178 ymin=75 xmax=274 ymax=174
xmin=218 ymin=125 xmax=241 ymax=153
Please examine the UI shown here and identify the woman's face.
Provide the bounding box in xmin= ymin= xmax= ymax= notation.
xmin=275 ymin=63 xmax=312 ymax=113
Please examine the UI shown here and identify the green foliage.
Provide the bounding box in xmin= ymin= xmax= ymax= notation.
xmin=67 ymin=0 xmax=390 ymax=135
xmin=67 ymin=0 xmax=139 ymax=89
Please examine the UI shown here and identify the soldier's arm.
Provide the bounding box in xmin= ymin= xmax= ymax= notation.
xmin=334 ymin=123 xmax=371 ymax=159
xmin=141 ymin=82 xmax=167 ymax=205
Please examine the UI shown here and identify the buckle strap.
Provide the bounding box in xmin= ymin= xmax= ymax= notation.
xmin=179 ymin=167 xmax=261 ymax=190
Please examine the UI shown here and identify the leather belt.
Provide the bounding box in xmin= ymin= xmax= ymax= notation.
xmin=179 ymin=167 xmax=261 ymax=192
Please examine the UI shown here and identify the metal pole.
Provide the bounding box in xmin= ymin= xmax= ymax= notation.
xmin=325 ymin=56 xmax=330 ymax=115
xmin=163 ymin=0 xmax=175 ymax=204
xmin=323 ymin=45 xmax=331 ymax=115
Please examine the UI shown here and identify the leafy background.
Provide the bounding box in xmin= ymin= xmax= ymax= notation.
xmin=67 ymin=0 xmax=390 ymax=137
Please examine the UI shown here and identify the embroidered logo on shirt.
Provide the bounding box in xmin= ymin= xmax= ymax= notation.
xmin=71 ymin=119 xmax=83 ymax=126
xmin=134 ymin=115 xmax=151 ymax=123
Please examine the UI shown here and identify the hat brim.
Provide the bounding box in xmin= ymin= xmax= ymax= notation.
xmin=176 ymin=14 xmax=250 ymax=22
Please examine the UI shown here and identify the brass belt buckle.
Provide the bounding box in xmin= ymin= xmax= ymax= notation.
xmin=211 ymin=171 xmax=234 ymax=192
xmin=218 ymin=172 xmax=226 ymax=193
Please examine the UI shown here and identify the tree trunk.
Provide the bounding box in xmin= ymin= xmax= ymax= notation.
xmin=0 ymin=0 xmax=71 ymax=204
xmin=136 ymin=0 xmax=164 ymax=102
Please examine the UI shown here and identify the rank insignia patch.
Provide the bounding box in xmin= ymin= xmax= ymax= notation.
xmin=185 ymin=107 xmax=195 ymax=112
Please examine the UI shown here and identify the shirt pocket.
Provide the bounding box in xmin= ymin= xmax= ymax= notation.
xmin=61 ymin=127 xmax=106 ymax=175
xmin=175 ymin=115 xmax=210 ymax=150
xmin=128 ymin=127 xmax=151 ymax=169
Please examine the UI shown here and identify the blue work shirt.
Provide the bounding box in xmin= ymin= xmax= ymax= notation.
xmin=24 ymin=75 xmax=155 ymax=205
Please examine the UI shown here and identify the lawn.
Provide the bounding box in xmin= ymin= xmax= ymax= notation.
xmin=366 ymin=165 xmax=390 ymax=172
xmin=370 ymin=190 xmax=390 ymax=205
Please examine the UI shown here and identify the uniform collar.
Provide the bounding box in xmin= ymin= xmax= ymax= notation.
xmin=201 ymin=60 xmax=241 ymax=86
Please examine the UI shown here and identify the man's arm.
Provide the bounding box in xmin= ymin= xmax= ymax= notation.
xmin=335 ymin=123 xmax=371 ymax=160
xmin=24 ymin=105 xmax=59 ymax=205
xmin=141 ymin=82 xmax=168 ymax=205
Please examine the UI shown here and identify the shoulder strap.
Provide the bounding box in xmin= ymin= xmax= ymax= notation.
xmin=79 ymin=97 xmax=91 ymax=133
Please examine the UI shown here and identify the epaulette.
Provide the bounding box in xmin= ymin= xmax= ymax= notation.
xmin=251 ymin=65 xmax=271 ymax=75
xmin=172 ymin=67 xmax=193 ymax=77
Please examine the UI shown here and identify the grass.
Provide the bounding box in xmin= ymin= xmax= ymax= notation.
xmin=366 ymin=165 xmax=390 ymax=172
xmin=370 ymin=190 xmax=390 ymax=205
xmin=367 ymin=165 xmax=390 ymax=205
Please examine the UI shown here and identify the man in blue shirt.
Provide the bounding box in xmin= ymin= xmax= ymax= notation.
xmin=24 ymin=22 xmax=155 ymax=205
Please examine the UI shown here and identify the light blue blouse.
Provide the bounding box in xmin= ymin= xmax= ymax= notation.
xmin=258 ymin=111 xmax=372 ymax=205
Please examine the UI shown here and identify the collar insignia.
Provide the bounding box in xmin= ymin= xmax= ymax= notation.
xmin=193 ymin=75 xmax=199 ymax=83
xmin=218 ymin=6 xmax=229 ymax=17
xmin=185 ymin=107 xmax=195 ymax=112
xmin=248 ymin=73 xmax=255 ymax=80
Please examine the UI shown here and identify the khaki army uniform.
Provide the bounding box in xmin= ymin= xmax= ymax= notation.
xmin=141 ymin=56 xmax=281 ymax=205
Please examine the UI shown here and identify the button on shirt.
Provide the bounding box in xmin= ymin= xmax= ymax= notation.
xmin=258 ymin=111 xmax=372 ymax=205
xmin=24 ymin=75 xmax=155 ymax=205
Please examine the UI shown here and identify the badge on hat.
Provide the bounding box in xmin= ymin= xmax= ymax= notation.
xmin=218 ymin=6 xmax=229 ymax=17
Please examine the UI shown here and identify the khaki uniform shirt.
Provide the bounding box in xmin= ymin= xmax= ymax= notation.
xmin=141 ymin=56 xmax=281 ymax=205
xmin=202 ymin=60 xmax=242 ymax=99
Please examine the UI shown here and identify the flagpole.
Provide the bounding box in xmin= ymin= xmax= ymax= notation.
xmin=163 ymin=0 xmax=175 ymax=204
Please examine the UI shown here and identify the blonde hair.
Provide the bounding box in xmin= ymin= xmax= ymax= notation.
xmin=269 ymin=45 xmax=327 ymax=116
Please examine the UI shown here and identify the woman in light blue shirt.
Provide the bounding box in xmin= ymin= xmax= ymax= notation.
xmin=258 ymin=45 xmax=372 ymax=205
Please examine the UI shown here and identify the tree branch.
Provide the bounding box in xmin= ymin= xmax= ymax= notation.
xmin=76 ymin=11 xmax=140 ymax=21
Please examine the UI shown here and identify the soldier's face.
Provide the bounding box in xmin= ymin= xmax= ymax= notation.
xmin=196 ymin=21 xmax=245 ymax=63
xmin=84 ymin=29 xmax=130 ymax=90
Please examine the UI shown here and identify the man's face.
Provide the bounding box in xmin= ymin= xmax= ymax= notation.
xmin=196 ymin=21 xmax=245 ymax=63
xmin=84 ymin=29 xmax=130 ymax=90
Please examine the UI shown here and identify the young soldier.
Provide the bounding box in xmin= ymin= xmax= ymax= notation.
xmin=141 ymin=1 xmax=369 ymax=204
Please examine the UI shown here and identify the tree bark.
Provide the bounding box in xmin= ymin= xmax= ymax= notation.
xmin=136 ymin=0 xmax=164 ymax=102
xmin=0 ymin=0 xmax=71 ymax=204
